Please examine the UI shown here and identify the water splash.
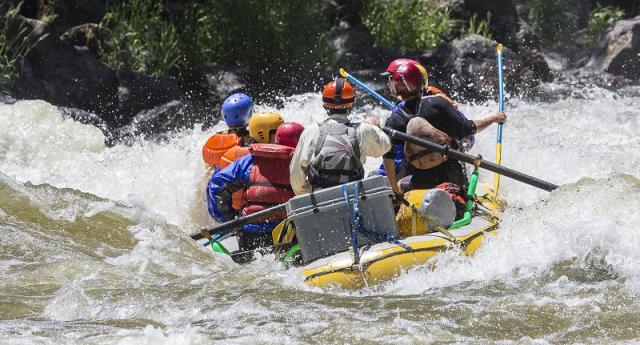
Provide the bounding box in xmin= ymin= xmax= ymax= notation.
xmin=1 ymin=83 xmax=640 ymax=343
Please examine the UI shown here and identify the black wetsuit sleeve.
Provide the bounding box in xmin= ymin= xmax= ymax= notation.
xmin=428 ymin=97 xmax=476 ymax=138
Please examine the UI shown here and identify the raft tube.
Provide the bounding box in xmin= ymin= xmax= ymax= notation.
xmin=300 ymin=192 xmax=503 ymax=289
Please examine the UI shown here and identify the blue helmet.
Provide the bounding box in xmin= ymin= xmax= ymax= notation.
xmin=221 ymin=93 xmax=253 ymax=127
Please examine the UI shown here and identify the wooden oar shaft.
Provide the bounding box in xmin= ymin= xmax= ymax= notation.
xmin=383 ymin=128 xmax=558 ymax=192
xmin=191 ymin=204 xmax=287 ymax=240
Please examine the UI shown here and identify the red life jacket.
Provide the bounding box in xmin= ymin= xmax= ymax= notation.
xmin=241 ymin=144 xmax=295 ymax=220
xmin=436 ymin=182 xmax=467 ymax=208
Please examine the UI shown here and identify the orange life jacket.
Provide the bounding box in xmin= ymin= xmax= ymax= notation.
xmin=221 ymin=145 xmax=251 ymax=170
xmin=240 ymin=144 xmax=295 ymax=221
xmin=202 ymin=132 xmax=244 ymax=169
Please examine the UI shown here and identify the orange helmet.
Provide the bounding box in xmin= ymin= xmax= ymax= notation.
xmin=322 ymin=77 xmax=355 ymax=110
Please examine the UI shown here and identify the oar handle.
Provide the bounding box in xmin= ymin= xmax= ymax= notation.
xmin=190 ymin=204 xmax=287 ymax=241
xmin=383 ymin=128 xmax=558 ymax=192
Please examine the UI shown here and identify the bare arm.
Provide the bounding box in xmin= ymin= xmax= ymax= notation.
xmin=473 ymin=112 xmax=507 ymax=133
xmin=384 ymin=158 xmax=401 ymax=196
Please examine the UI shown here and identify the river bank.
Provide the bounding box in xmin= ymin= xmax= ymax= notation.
xmin=1 ymin=0 xmax=638 ymax=144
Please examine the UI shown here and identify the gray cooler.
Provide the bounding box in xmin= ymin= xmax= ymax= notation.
xmin=286 ymin=176 xmax=399 ymax=264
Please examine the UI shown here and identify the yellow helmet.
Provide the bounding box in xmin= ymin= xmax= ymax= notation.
xmin=414 ymin=63 xmax=429 ymax=89
xmin=248 ymin=112 xmax=284 ymax=143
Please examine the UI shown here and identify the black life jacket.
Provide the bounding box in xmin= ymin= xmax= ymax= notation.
xmin=307 ymin=120 xmax=364 ymax=190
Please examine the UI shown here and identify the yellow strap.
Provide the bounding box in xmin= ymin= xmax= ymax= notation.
xmin=411 ymin=207 xmax=417 ymax=236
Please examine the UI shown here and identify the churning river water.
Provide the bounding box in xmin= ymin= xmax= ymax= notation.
xmin=1 ymin=84 xmax=639 ymax=344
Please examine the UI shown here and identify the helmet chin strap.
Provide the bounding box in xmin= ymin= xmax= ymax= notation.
xmin=387 ymin=76 xmax=397 ymax=97
xmin=402 ymin=75 xmax=411 ymax=93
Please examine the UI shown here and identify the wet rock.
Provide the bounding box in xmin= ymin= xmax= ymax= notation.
xmin=0 ymin=91 xmax=17 ymax=104
xmin=58 ymin=105 xmax=107 ymax=130
xmin=17 ymin=0 xmax=105 ymax=34
xmin=411 ymin=35 xmax=553 ymax=102
xmin=587 ymin=16 xmax=640 ymax=80
xmin=116 ymin=70 xmax=183 ymax=126
xmin=520 ymin=48 xmax=554 ymax=83
xmin=182 ymin=63 xmax=254 ymax=102
xmin=325 ymin=0 xmax=363 ymax=26
xmin=57 ymin=105 xmax=118 ymax=145
xmin=516 ymin=19 xmax=542 ymax=51
xmin=12 ymin=14 xmax=119 ymax=120
xmin=461 ymin=0 xmax=520 ymax=48
xmin=59 ymin=23 xmax=102 ymax=57
xmin=116 ymin=100 xmax=211 ymax=141
xmin=328 ymin=23 xmax=394 ymax=71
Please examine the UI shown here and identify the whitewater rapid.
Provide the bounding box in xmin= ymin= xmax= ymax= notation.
xmin=1 ymin=85 xmax=640 ymax=344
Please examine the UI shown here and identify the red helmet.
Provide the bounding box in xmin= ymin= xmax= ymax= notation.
xmin=389 ymin=63 xmax=424 ymax=99
xmin=322 ymin=77 xmax=355 ymax=110
xmin=275 ymin=122 xmax=305 ymax=148
xmin=381 ymin=58 xmax=419 ymax=77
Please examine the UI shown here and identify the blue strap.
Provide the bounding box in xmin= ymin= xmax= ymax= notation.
xmin=342 ymin=184 xmax=360 ymax=264
xmin=342 ymin=183 xmax=413 ymax=263
xmin=353 ymin=226 xmax=414 ymax=252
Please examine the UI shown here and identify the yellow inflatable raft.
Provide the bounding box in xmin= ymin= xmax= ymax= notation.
xmin=300 ymin=190 xmax=503 ymax=289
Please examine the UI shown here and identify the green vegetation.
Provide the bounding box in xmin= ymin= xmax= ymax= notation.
xmin=362 ymin=0 xmax=455 ymax=53
xmin=586 ymin=3 xmax=624 ymax=47
xmin=99 ymin=0 xmax=333 ymax=85
xmin=463 ymin=12 xmax=493 ymax=39
xmin=0 ymin=4 xmax=47 ymax=93
xmin=528 ymin=0 xmax=580 ymax=50
xmin=99 ymin=0 xmax=181 ymax=77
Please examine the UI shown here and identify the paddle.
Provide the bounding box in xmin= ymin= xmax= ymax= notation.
xmin=190 ymin=204 xmax=287 ymax=241
xmin=339 ymin=68 xmax=558 ymax=192
xmin=494 ymin=44 xmax=505 ymax=198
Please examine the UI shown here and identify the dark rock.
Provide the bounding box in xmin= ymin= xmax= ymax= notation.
xmin=116 ymin=70 xmax=182 ymax=126
xmin=516 ymin=19 xmax=542 ymax=51
xmin=587 ymin=16 xmax=640 ymax=80
xmin=328 ymin=23 xmax=394 ymax=71
xmin=57 ymin=105 xmax=119 ymax=145
xmin=12 ymin=14 xmax=119 ymax=121
xmin=116 ymin=100 xmax=211 ymax=141
xmin=182 ymin=63 xmax=254 ymax=102
xmin=325 ymin=0 xmax=363 ymax=26
xmin=519 ymin=48 xmax=554 ymax=83
xmin=60 ymin=23 xmax=102 ymax=57
xmin=0 ymin=91 xmax=17 ymax=104
xmin=410 ymin=35 xmax=553 ymax=102
xmin=58 ymin=105 xmax=108 ymax=131
xmin=540 ymin=51 xmax=569 ymax=72
xmin=17 ymin=0 xmax=106 ymax=34
xmin=462 ymin=0 xmax=520 ymax=48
